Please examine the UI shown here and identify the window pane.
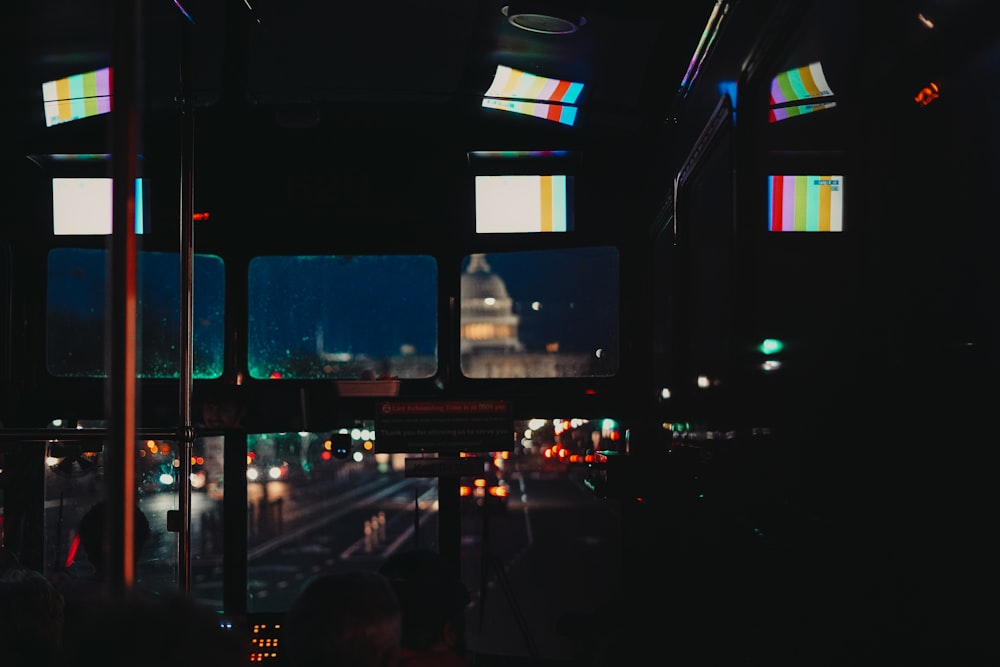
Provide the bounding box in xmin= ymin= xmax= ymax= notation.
xmin=235 ymin=416 xmax=624 ymax=662
xmin=460 ymin=247 xmax=619 ymax=378
xmin=45 ymin=248 xmax=225 ymax=378
xmin=43 ymin=435 xmax=225 ymax=606
xmin=247 ymin=255 xmax=438 ymax=380
xmin=244 ymin=428 xmax=421 ymax=613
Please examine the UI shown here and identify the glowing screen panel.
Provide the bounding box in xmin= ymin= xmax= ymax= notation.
xmin=481 ymin=98 xmax=578 ymax=126
xmin=475 ymin=175 xmax=572 ymax=233
xmin=484 ymin=65 xmax=583 ymax=104
xmin=769 ymin=101 xmax=838 ymax=123
xmin=52 ymin=177 xmax=145 ymax=235
xmin=42 ymin=67 xmax=113 ymax=127
xmin=482 ymin=65 xmax=582 ymax=126
xmin=767 ymin=175 xmax=843 ymax=232
xmin=768 ymin=61 xmax=836 ymax=123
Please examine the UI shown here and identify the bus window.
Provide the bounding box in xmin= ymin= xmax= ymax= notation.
xmin=460 ymin=248 xmax=619 ymax=378
xmin=45 ymin=248 xmax=225 ymax=378
xmin=247 ymin=255 xmax=437 ymax=380
xmin=43 ymin=434 xmax=225 ymax=600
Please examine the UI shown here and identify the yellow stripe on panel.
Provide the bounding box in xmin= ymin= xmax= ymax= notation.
xmin=56 ymin=78 xmax=73 ymax=122
xmin=819 ymin=176 xmax=831 ymax=231
xmin=540 ymin=176 xmax=553 ymax=232
xmin=502 ymin=68 xmax=524 ymax=98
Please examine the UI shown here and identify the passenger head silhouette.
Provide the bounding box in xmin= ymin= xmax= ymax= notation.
xmin=75 ymin=500 xmax=151 ymax=576
xmin=284 ymin=569 xmax=402 ymax=667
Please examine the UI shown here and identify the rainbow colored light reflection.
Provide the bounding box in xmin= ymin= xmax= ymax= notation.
xmin=42 ymin=67 xmax=113 ymax=127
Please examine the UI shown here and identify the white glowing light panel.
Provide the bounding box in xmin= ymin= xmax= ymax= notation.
xmin=475 ymin=175 xmax=570 ymax=233
xmin=52 ymin=178 xmax=145 ymax=235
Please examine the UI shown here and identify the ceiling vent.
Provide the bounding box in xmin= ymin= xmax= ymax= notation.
xmin=501 ymin=3 xmax=586 ymax=35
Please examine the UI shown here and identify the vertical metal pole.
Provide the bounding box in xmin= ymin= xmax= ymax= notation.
xmin=108 ymin=0 xmax=141 ymax=599
xmin=221 ymin=0 xmax=250 ymax=616
xmin=177 ymin=14 xmax=196 ymax=594
xmin=414 ymin=487 xmax=420 ymax=547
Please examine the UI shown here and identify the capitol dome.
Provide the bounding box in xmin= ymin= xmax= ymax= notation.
xmin=460 ymin=254 xmax=524 ymax=354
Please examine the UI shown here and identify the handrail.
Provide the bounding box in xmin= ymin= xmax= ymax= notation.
xmin=0 ymin=427 xmax=234 ymax=442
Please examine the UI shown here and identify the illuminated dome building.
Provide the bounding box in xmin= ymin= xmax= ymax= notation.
xmin=460 ymin=254 xmax=525 ymax=354
xmin=459 ymin=253 xmax=596 ymax=379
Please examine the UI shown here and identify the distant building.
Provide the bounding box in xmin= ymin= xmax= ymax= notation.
xmin=354 ymin=252 xmax=600 ymax=380
xmin=460 ymin=254 xmax=524 ymax=354
xmin=457 ymin=253 xmax=595 ymax=379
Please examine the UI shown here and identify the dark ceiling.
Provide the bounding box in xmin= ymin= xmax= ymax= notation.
xmin=13 ymin=0 xmax=721 ymax=149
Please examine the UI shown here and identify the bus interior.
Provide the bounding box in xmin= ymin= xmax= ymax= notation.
xmin=3 ymin=1 xmax=1000 ymax=664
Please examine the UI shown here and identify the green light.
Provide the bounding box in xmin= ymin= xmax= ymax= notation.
xmin=759 ymin=338 xmax=783 ymax=355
